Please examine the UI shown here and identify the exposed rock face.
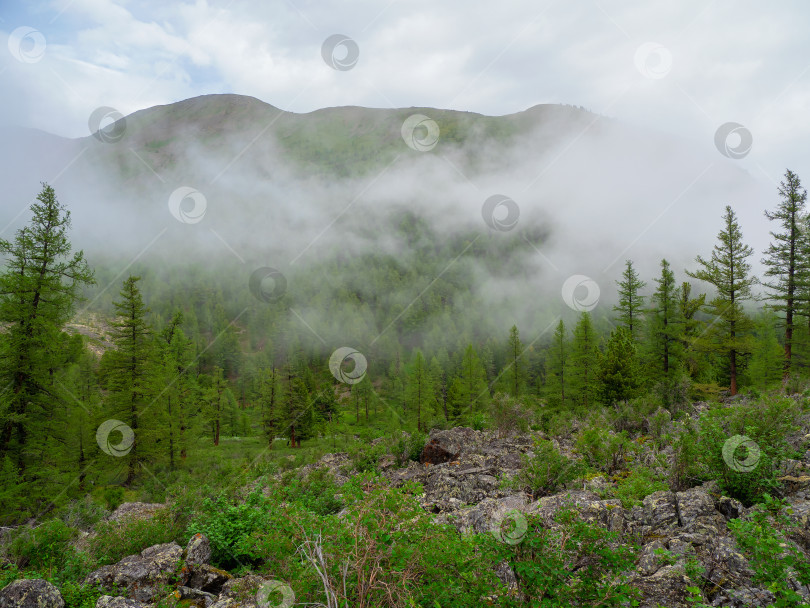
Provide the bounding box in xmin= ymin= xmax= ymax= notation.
xmin=0 ymin=579 xmax=64 ymax=608
xmin=184 ymin=533 xmax=212 ymax=567
xmin=210 ymin=576 xmax=291 ymax=608
xmin=84 ymin=541 xmax=183 ymax=602
xmin=420 ymin=427 xmax=478 ymax=464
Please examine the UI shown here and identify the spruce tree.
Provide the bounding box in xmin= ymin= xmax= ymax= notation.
xmin=613 ymin=260 xmax=646 ymax=340
xmin=761 ymin=169 xmax=808 ymax=378
xmin=686 ymin=206 xmax=756 ymax=395
xmin=598 ymin=327 xmax=639 ymax=404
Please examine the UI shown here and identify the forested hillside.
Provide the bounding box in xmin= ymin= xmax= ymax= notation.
xmin=2 ymin=107 xmax=810 ymax=607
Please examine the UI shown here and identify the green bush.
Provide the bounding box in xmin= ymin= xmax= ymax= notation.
xmin=347 ymin=441 xmax=387 ymax=473
xmin=187 ymin=486 xmax=275 ymax=569
xmin=693 ymin=396 xmax=802 ymax=506
xmin=613 ymin=466 xmax=668 ymax=508
xmin=495 ymin=506 xmax=640 ymax=606
xmin=5 ymin=520 xmax=74 ymax=571
xmin=392 ymin=430 xmax=427 ymax=466
xmin=513 ymin=438 xmax=584 ymax=498
xmin=101 ymin=486 xmax=124 ymax=511
xmin=58 ymin=496 xmax=109 ymax=531
xmin=728 ymin=494 xmax=810 ymax=607
xmin=575 ymin=426 xmax=631 ymax=475
xmin=279 ymin=468 xmax=344 ymax=516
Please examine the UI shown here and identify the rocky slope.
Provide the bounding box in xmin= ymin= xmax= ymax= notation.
xmin=3 ymin=408 xmax=810 ymax=608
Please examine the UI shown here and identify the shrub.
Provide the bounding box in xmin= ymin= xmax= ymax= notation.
xmin=280 ymin=469 xmax=344 ymax=516
xmin=59 ymin=496 xmax=109 ymax=531
xmin=575 ymin=426 xmax=631 ymax=475
xmin=347 ymin=441 xmax=387 ymax=473
xmin=490 ymin=393 xmax=531 ymax=437
xmin=495 ymin=506 xmax=640 ymax=606
xmin=693 ymin=396 xmax=802 ymax=505
xmin=5 ymin=520 xmax=76 ymax=571
xmin=728 ymin=494 xmax=810 ymax=607
xmin=392 ymin=430 xmax=427 ymax=467
xmin=187 ymin=487 xmax=275 ymax=569
xmin=613 ymin=466 xmax=668 ymax=508
xmin=513 ymin=438 xmax=584 ymax=498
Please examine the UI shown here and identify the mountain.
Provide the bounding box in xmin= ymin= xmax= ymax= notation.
xmin=0 ymin=94 xmax=772 ymax=331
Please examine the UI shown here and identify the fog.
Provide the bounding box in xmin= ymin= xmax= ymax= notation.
xmin=0 ymin=96 xmax=778 ymax=337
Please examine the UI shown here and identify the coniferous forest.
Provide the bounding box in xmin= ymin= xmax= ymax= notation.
xmin=2 ymin=169 xmax=810 ymax=607
xmin=3 ymin=3 xmax=810 ymax=606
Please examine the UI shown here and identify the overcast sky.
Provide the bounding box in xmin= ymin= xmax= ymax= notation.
xmin=1 ymin=0 xmax=808 ymax=185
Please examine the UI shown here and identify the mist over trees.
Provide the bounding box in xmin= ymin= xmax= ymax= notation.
xmin=0 ymin=171 xmax=807 ymax=522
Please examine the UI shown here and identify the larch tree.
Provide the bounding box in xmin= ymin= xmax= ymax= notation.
xmin=0 ymin=184 xmax=94 ymax=479
xmin=686 ymin=205 xmax=756 ymax=396
xmin=406 ymin=349 xmax=433 ymax=432
xmin=569 ymin=312 xmax=600 ymax=407
xmin=544 ymin=320 xmax=568 ymax=407
xmin=648 ymin=259 xmax=683 ymax=378
xmin=448 ymin=344 xmax=489 ymax=421
xmin=761 ymin=169 xmax=808 ymax=378
xmin=613 ymin=260 xmax=646 ymax=341
xmin=106 ymin=276 xmax=155 ymax=486
xmin=501 ymin=325 xmax=527 ymax=397
xmin=598 ymin=327 xmax=639 ymax=405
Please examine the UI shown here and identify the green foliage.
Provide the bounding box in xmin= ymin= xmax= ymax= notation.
xmin=575 ymin=426 xmax=630 ymax=475
xmin=569 ymin=312 xmax=600 ymax=408
xmin=347 ymin=441 xmax=387 ymax=473
xmin=613 ymin=259 xmax=646 ymax=341
xmin=686 ymin=205 xmax=756 ymax=395
xmin=489 ymin=393 xmax=531 ymax=437
xmin=728 ymin=495 xmax=810 ymax=607
xmin=90 ymin=507 xmax=187 ymax=566
xmin=4 ymin=520 xmax=80 ymax=575
xmin=279 ymin=468 xmax=344 ymax=516
xmin=188 ymin=487 xmax=274 ymax=569
xmin=613 ymin=466 xmax=668 ymax=508
xmin=512 ymin=438 xmax=583 ymax=498
xmin=392 ymin=430 xmax=427 ymax=466
xmin=598 ymin=327 xmax=640 ymax=405
xmin=497 ymin=506 xmax=640 ymax=606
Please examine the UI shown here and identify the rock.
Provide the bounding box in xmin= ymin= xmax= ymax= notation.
xmin=84 ymin=542 xmax=184 ymax=603
xmin=703 ymin=535 xmax=754 ymax=590
xmin=675 ymin=488 xmax=716 ymax=527
xmin=0 ymin=579 xmax=65 ymax=608
xmin=210 ymin=576 xmax=294 ymax=608
xmin=95 ymin=597 xmax=149 ymax=608
xmin=184 ymin=534 xmax=211 ymax=566
xmin=184 ymin=564 xmax=232 ymax=595
xmin=717 ymin=496 xmax=744 ymax=520
xmin=637 ymin=540 xmax=667 ymax=576
xmin=643 ymin=490 xmax=679 ymax=532
xmin=108 ymin=503 xmax=165 ymax=524
xmin=450 ymin=494 xmax=531 ymax=535
xmin=709 ymin=587 xmax=776 ymax=607
xmin=631 ymin=564 xmax=698 ymax=608
xmin=172 ymin=586 xmax=217 ymax=607
xmin=420 ymin=428 xmax=479 ymax=464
